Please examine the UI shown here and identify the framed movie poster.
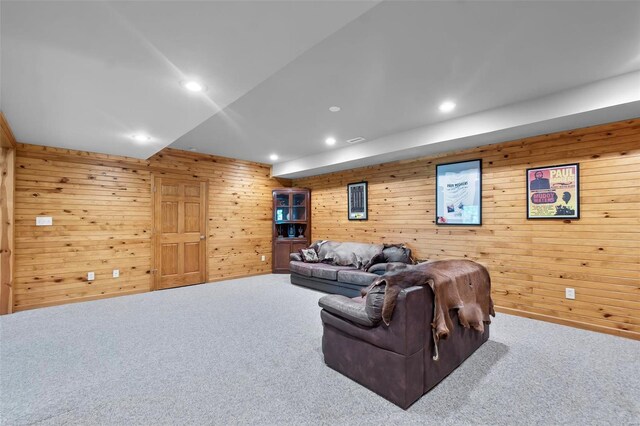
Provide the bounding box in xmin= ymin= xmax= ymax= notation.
xmin=436 ymin=159 xmax=482 ymax=226
xmin=347 ymin=181 xmax=368 ymax=220
xmin=527 ymin=163 xmax=579 ymax=219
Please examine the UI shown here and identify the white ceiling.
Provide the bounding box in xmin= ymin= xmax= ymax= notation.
xmin=0 ymin=1 xmax=377 ymax=158
xmin=2 ymin=1 xmax=639 ymax=174
xmin=273 ymin=72 xmax=640 ymax=178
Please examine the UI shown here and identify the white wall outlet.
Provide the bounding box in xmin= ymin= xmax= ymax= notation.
xmin=261 ymin=255 xmax=266 ymax=262
xmin=565 ymin=288 xmax=576 ymax=300
xmin=36 ymin=216 xmax=53 ymax=226
xmin=112 ymin=269 xmax=120 ymax=278
xmin=87 ymin=272 xmax=95 ymax=281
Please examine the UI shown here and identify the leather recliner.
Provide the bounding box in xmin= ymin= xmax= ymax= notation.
xmin=318 ymin=285 xmax=489 ymax=409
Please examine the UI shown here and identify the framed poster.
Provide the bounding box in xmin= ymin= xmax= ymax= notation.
xmin=526 ymin=163 xmax=579 ymax=219
xmin=347 ymin=181 xmax=368 ymax=220
xmin=436 ymin=159 xmax=482 ymax=225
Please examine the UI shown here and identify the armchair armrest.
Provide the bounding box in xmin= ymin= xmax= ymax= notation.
xmin=318 ymin=295 xmax=374 ymax=327
xmin=319 ymin=286 xmax=427 ymax=356
xmin=393 ymin=286 xmax=428 ymax=355
xmin=290 ymin=252 xmax=302 ymax=262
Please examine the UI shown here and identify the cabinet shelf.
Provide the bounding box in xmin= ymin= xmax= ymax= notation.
xmin=273 ymin=188 xmax=310 ymax=273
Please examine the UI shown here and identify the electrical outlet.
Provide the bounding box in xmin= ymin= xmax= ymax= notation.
xmin=261 ymin=255 xmax=266 ymax=262
xmin=87 ymin=272 xmax=95 ymax=281
xmin=112 ymin=269 xmax=120 ymax=278
xmin=565 ymin=288 xmax=575 ymax=300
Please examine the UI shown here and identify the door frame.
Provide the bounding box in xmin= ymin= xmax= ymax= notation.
xmin=151 ymin=174 xmax=209 ymax=291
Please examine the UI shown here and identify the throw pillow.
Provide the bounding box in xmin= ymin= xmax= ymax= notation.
xmin=299 ymin=248 xmax=319 ymax=263
xmin=383 ymin=244 xmax=413 ymax=264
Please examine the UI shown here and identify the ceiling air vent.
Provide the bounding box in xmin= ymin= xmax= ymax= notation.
xmin=346 ymin=137 xmax=366 ymax=144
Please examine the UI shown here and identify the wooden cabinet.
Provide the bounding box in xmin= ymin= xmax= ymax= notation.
xmin=272 ymin=188 xmax=310 ymax=273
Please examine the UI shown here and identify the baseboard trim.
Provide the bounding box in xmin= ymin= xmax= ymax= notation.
xmin=206 ymin=271 xmax=270 ymax=283
xmin=495 ymin=306 xmax=639 ymax=341
xmin=12 ymin=272 xmax=272 ymax=313
xmin=13 ymin=288 xmax=148 ymax=313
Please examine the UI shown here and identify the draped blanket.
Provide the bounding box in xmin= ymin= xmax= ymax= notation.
xmin=361 ymin=260 xmax=495 ymax=348
xmin=312 ymin=240 xmax=385 ymax=270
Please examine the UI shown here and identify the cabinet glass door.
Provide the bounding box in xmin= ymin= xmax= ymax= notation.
xmin=292 ymin=193 xmax=306 ymax=221
xmin=275 ymin=193 xmax=290 ymax=221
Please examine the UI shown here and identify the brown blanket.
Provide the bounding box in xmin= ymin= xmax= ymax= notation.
xmin=362 ymin=260 xmax=495 ymax=343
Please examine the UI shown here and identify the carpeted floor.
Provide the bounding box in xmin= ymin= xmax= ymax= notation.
xmin=1 ymin=274 xmax=638 ymax=425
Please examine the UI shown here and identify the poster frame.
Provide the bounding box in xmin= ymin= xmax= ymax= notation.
xmin=435 ymin=159 xmax=482 ymax=226
xmin=526 ymin=163 xmax=580 ymax=220
xmin=347 ymin=181 xmax=368 ymax=221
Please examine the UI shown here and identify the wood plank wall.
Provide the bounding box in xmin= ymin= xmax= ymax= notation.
xmin=147 ymin=149 xmax=289 ymax=279
xmin=293 ymin=118 xmax=640 ymax=340
xmin=1 ymin=112 xmax=18 ymax=149
xmin=0 ymin=112 xmax=17 ymax=314
xmin=13 ymin=144 xmax=289 ymax=311
xmin=0 ymin=148 xmax=15 ymax=314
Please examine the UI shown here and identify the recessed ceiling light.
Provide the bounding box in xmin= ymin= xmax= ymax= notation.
xmin=269 ymin=154 xmax=279 ymax=161
xmin=329 ymin=106 xmax=341 ymax=112
xmin=131 ymin=134 xmax=151 ymax=142
xmin=181 ymin=80 xmax=206 ymax=92
xmin=325 ymin=137 xmax=336 ymax=146
xmin=439 ymin=100 xmax=456 ymax=113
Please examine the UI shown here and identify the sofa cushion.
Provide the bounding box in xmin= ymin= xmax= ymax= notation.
xmin=337 ymin=270 xmax=379 ymax=287
xmin=290 ymin=261 xmax=313 ymax=277
xmin=311 ymin=264 xmax=356 ymax=281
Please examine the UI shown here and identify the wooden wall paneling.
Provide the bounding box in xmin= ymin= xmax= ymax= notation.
xmin=293 ymin=118 xmax=640 ymax=340
xmin=151 ymin=174 xmax=158 ymax=290
xmin=147 ymin=149 xmax=291 ymax=282
xmin=0 ymin=111 xmax=16 ymax=314
xmin=0 ymin=112 xmax=18 ymax=149
xmin=0 ymin=111 xmax=17 ymax=148
xmin=13 ymin=144 xmax=290 ymax=311
xmin=1 ymin=147 xmax=15 ymax=314
xmin=14 ymin=144 xmax=153 ymax=311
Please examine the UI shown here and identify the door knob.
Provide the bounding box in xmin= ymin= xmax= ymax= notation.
xmin=200 ymin=235 xmax=206 ymax=240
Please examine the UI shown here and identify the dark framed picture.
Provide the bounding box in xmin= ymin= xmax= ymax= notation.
xmin=526 ymin=163 xmax=579 ymax=219
xmin=436 ymin=159 xmax=482 ymax=226
xmin=347 ymin=181 xmax=368 ymax=220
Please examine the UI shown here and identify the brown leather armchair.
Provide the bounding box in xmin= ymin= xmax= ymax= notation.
xmin=319 ymin=285 xmax=489 ymax=409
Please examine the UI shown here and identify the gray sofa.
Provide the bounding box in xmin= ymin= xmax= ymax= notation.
xmin=289 ymin=240 xmax=413 ymax=297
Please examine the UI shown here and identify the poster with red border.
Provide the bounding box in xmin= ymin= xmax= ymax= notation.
xmin=526 ymin=163 xmax=579 ymax=219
